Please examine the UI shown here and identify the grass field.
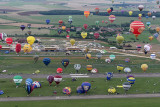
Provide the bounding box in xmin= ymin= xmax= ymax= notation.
xmin=1 ymin=97 xmax=160 ymax=107
xmin=1 ymin=77 xmax=160 ymax=97
xmin=0 ymin=55 xmax=159 ymax=74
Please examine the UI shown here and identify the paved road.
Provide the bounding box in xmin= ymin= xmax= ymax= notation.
xmin=1 ymin=94 xmax=160 ymax=102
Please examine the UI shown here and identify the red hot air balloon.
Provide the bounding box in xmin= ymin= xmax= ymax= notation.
xmin=47 ymin=75 xmax=54 ymax=86
xmin=0 ymin=45 xmax=2 ymax=50
xmin=57 ymin=68 xmax=63 ymax=73
xmin=105 ymin=21 xmax=108 ymax=24
xmin=102 ymin=20 xmax=104 ymax=23
xmin=130 ymin=21 xmax=145 ymax=39
xmin=66 ymin=35 xmax=70 ymax=39
xmin=95 ymin=7 xmax=100 ymax=14
xmin=83 ymin=24 xmax=88 ymax=29
xmin=6 ymin=38 xmax=13 ymax=45
xmin=15 ymin=43 xmax=21 ymax=54
xmin=59 ymin=20 xmax=63 ymax=27
xmin=54 ymin=75 xmax=62 ymax=85
xmin=109 ymin=15 xmax=116 ymax=23
xmin=94 ymin=32 xmax=100 ymax=39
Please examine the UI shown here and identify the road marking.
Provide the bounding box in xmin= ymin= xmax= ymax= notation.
xmin=70 ymin=74 xmax=87 ymax=76
xmin=71 ymin=76 xmax=89 ymax=78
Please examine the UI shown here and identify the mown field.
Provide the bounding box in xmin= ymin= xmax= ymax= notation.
xmin=1 ymin=97 xmax=160 ymax=107
xmin=0 ymin=55 xmax=159 ymax=74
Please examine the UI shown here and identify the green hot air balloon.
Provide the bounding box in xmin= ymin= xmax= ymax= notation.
xmin=95 ymin=21 xmax=99 ymax=25
xmin=13 ymin=75 xmax=23 ymax=88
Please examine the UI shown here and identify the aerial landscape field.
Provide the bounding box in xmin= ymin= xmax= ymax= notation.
xmin=0 ymin=0 xmax=160 ymax=107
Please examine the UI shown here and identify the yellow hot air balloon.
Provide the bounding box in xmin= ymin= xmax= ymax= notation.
xmin=23 ymin=44 xmax=32 ymax=53
xmin=108 ymin=87 xmax=116 ymax=94
xmin=119 ymin=7 xmax=122 ymax=10
xmin=27 ymin=36 xmax=35 ymax=45
xmin=62 ymin=26 xmax=66 ymax=30
xmin=129 ymin=11 xmax=133 ymax=16
xmin=141 ymin=64 xmax=148 ymax=72
xmin=117 ymin=64 xmax=124 ymax=73
xmin=116 ymin=36 xmax=124 ymax=44
xmin=149 ymin=36 xmax=154 ymax=41
xmin=139 ymin=14 xmax=142 ymax=17
xmin=81 ymin=32 xmax=87 ymax=39
xmin=85 ymin=53 xmax=91 ymax=59
xmin=70 ymin=39 xmax=75 ymax=46
xmin=156 ymin=27 xmax=160 ymax=32
xmin=86 ymin=65 xmax=92 ymax=71
xmin=35 ymin=70 xmax=40 ymax=74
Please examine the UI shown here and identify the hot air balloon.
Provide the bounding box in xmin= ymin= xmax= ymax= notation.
xmin=124 ymin=67 xmax=131 ymax=73
xmin=0 ymin=90 xmax=4 ymax=95
xmin=70 ymin=39 xmax=75 ymax=46
xmin=119 ymin=7 xmax=122 ymax=10
xmin=136 ymin=44 xmax=141 ymax=51
xmin=109 ymin=54 xmax=115 ymax=61
xmin=95 ymin=21 xmax=99 ymax=25
xmin=138 ymin=5 xmax=144 ymax=11
xmin=27 ymin=24 xmax=31 ymax=29
xmin=96 ymin=53 xmax=102 ymax=59
xmin=154 ymin=33 xmax=159 ymax=38
xmin=91 ymin=68 xmax=98 ymax=73
xmin=108 ymin=87 xmax=116 ymax=94
xmin=74 ymin=64 xmax=81 ymax=73
xmin=127 ymin=77 xmax=135 ymax=85
xmin=110 ymin=7 xmax=113 ymax=12
xmin=27 ymin=31 xmax=32 ymax=35
xmin=109 ymin=15 xmax=116 ymax=23
xmin=150 ymin=54 xmax=156 ymax=59
xmin=61 ymin=59 xmax=69 ymax=68
xmin=146 ymin=22 xmax=151 ymax=27
xmin=57 ymin=68 xmax=63 ymax=73
xmin=58 ymin=29 xmax=62 ymax=35
xmin=145 ymin=16 xmax=149 ymax=19
xmin=106 ymin=72 xmax=113 ymax=80
xmin=144 ymin=44 xmax=151 ymax=54
xmin=32 ymin=81 xmax=41 ymax=88
xmin=27 ymin=36 xmax=35 ymax=45
xmin=152 ymin=16 xmax=156 ymax=20
xmin=116 ymin=36 xmax=124 ymax=44
xmin=102 ymin=20 xmax=104 ymax=24
xmin=94 ymin=32 xmax=99 ymax=39
xmin=6 ymin=38 xmax=13 ymax=45
xmin=62 ymin=26 xmax=66 ymax=30
xmin=68 ymin=18 xmax=72 ymax=24
xmin=130 ymin=21 xmax=145 ymax=39
xmin=107 ymin=8 xmax=111 ymax=14
xmin=25 ymin=78 xmax=33 ymax=86
xmin=43 ymin=58 xmax=51 ymax=66
xmin=20 ymin=25 xmax=25 ymax=31
xmin=25 ymin=85 xmax=34 ymax=95
xmin=46 ymin=19 xmax=50 ymax=24
xmin=58 ymin=20 xmax=63 ymax=27
xmin=77 ymin=86 xmax=84 ymax=94
xmin=105 ymin=21 xmax=108 ymax=24
xmin=149 ymin=36 xmax=154 ymax=41
xmin=66 ymin=35 xmax=70 ymax=39
xmin=0 ymin=33 xmax=7 ymax=41
xmin=83 ymin=24 xmax=88 ymax=29
xmin=85 ymin=53 xmax=91 ymax=59
xmin=148 ymin=12 xmax=151 ymax=16
xmin=141 ymin=64 xmax=148 ymax=72
xmin=138 ymin=14 xmax=142 ymax=20
xmin=33 ymin=55 xmax=39 ymax=64
xmin=125 ymin=58 xmax=130 ymax=63
xmin=54 ymin=75 xmax=62 ymax=85
xmin=122 ymin=82 xmax=131 ymax=91
xmin=23 ymin=44 xmax=32 ymax=53
xmin=156 ymin=27 xmax=160 ymax=32
xmin=86 ymin=65 xmax=92 ymax=72
xmin=129 ymin=11 xmax=133 ymax=16
xmin=0 ymin=45 xmax=2 ymax=50
xmin=105 ymin=58 xmax=111 ymax=63
xmin=15 ymin=43 xmax=21 ymax=54
xmin=117 ymin=64 xmax=124 ymax=73
xmin=63 ymin=87 xmax=71 ymax=95
xmin=81 ymin=32 xmax=87 ymax=39
xmin=81 ymin=82 xmax=91 ymax=93
xmin=95 ymin=8 xmax=100 ymax=14
xmin=84 ymin=11 xmax=90 ymax=19
xmin=13 ymin=75 xmax=23 ymax=88
xmin=47 ymin=75 xmax=54 ymax=86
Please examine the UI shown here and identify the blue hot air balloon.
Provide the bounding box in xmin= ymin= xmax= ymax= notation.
xmin=0 ymin=90 xmax=4 ymax=95
xmin=61 ymin=59 xmax=69 ymax=68
xmin=25 ymin=78 xmax=33 ymax=85
xmin=145 ymin=16 xmax=149 ymax=19
xmin=76 ymin=86 xmax=84 ymax=94
xmin=46 ymin=19 xmax=50 ymax=24
xmin=20 ymin=25 xmax=25 ymax=31
xmin=32 ymin=81 xmax=41 ymax=88
xmin=106 ymin=72 xmax=113 ymax=80
xmin=43 ymin=58 xmax=51 ymax=66
xmin=25 ymin=85 xmax=34 ymax=95
xmin=154 ymin=33 xmax=159 ymax=39
xmin=81 ymin=82 xmax=91 ymax=93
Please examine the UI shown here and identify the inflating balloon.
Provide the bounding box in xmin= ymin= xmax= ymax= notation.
xmin=61 ymin=59 xmax=69 ymax=68
xmin=125 ymin=58 xmax=130 ymax=63
xmin=109 ymin=15 xmax=116 ymax=23
xmin=23 ymin=44 xmax=32 ymax=53
xmin=25 ymin=85 xmax=34 ymax=95
xmin=91 ymin=68 xmax=98 ymax=73
xmin=127 ymin=77 xmax=135 ymax=85
xmin=105 ymin=58 xmax=111 ymax=63
xmin=27 ymin=24 xmax=31 ymax=29
xmin=138 ymin=5 xmax=144 ymax=11
xmin=86 ymin=65 xmax=92 ymax=72
xmin=0 ymin=33 xmax=7 ymax=41
xmin=54 ymin=75 xmax=62 ymax=85
xmin=6 ymin=38 xmax=13 ymax=45
xmin=141 ymin=64 xmax=148 ymax=72
xmin=109 ymin=54 xmax=115 ymax=61
xmin=47 ymin=75 xmax=54 ymax=86
xmin=43 ymin=58 xmax=51 ymax=66
xmin=107 ymin=8 xmax=111 ymax=14
xmin=117 ymin=64 xmax=124 ymax=73
xmin=63 ymin=87 xmax=71 ymax=95
xmin=152 ymin=16 xmax=156 ymax=20
xmin=108 ymin=87 xmax=116 ymax=94
xmin=74 ymin=64 xmax=81 ymax=73
xmin=94 ymin=32 xmax=100 ymax=39
xmin=154 ymin=33 xmax=159 ymax=38
xmin=150 ymin=54 xmax=156 ymax=60
xmin=27 ymin=36 xmax=35 ymax=45
xmin=62 ymin=26 xmax=66 ymax=30
xmin=129 ymin=11 xmax=133 ymax=16
xmin=46 ymin=19 xmax=50 ymax=24
xmin=136 ymin=44 xmax=141 ymax=51
xmin=81 ymin=82 xmax=91 ymax=93
xmin=32 ymin=81 xmax=41 ymax=88
xmin=77 ymin=86 xmax=84 ymax=94
xmin=15 ymin=43 xmax=21 ymax=54
xmin=25 ymin=78 xmax=33 ymax=85
xmin=149 ymin=36 xmax=154 ymax=41
xmin=96 ymin=53 xmax=102 ymax=59
xmin=83 ymin=24 xmax=88 ymax=29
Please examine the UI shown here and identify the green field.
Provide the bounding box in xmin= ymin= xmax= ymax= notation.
xmin=0 ymin=55 xmax=159 ymax=74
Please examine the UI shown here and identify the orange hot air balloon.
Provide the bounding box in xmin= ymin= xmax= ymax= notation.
xmin=107 ymin=8 xmax=111 ymax=14
xmin=156 ymin=27 xmax=160 ymax=32
xmin=95 ymin=8 xmax=100 ymax=14
xmin=147 ymin=12 xmax=151 ymax=16
xmin=130 ymin=21 xmax=145 ymax=39
xmin=84 ymin=11 xmax=90 ymax=19
xmin=62 ymin=26 xmax=66 ymax=30
xmin=109 ymin=15 xmax=116 ymax=23
xmin=149 ymin=36 xmax=154 ymax=41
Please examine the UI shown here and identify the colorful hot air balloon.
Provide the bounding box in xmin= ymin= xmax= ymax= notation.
xmin=91 ymin=68 xmax=98 ymax=73
xmin=109 ymin=15 xmax=116 ymax=23
xmin=20 ymin=25 xmax=25 ymax=31
xmin=105 ymin=21 xmax=108 ymax=24
xmin=47 ymin=75 xmax=54 ymax=86
xmin=27 ymin=36 xmax=35 ymax=45
xmin=129 ymin=11 xmax=133 ymax=16
xmin=81 ymin=32 xmax=87 ymax=39
xmin=95 ymin=21 xmax=99 ymax=25
xmin=125 ymin=58 xmax=130 ymax=63
xmin=154 ymin=33 xmax=159 ymax=38
xmin=149 ymin=36 xmax=154 ymax=41
xmin=83 ymin=24 xmax=88 ymax=29
xmin=107 ymin=8 xmax=111 ymax=14
xmin=81 ymin=82 xmax=91 ymax=93
xmin=148 ymin=12 xmax=151 ymax=16
xmin=25 ymin=78 xmax=33 ymax=85
xmin=32 ymin=81 xmax=41 ymax=88
xmin=61 ymin=59 xmax=69 ymax=68
xmin=109 ymin=54 xmax=115 ymax=61
xmin=156 ymin=27 xmax=160 ymax=32
xmin=127 ymin=77 xmax=135 ymax=85
xmin=105 ymin=58 xmax=111 ymax=63
xmin=95 ymin=7 xmax=100 ymax=14
xmin=106 ymin=72 xmax=113 ymax=80
xmin=136 ymin=44 xmax=141 ymax=51
xmin=117 ymin=64 xmax=124 ymax=73
xmin=54 ymin=75 xmax=62 ymax=85
xmin=141 ymin=64 xmax=148 ymax=72
xmin=94 ymin=32 xmax=100 ymax=39
xmin=138 ymin=5 xmax=144 ymax=11
xmin=57 ymin=68 xmax=63 ymax=73
xmin=13 ymin=75 xmax=23 ymax=88
xmin=102 ymin=20 xmax=104 ymax=24
xmin=108 ymin=87 xmax=116 ymax=94
xmin=62 ymin=26 xmax=66 ymax=30
xmin=63 ymin=87 xmax=71 ymax=95
xmin=59 ymin=20 xmax=63 ymax=27
xmin=15 ymin=43 xmax=21 ymax=54
xmin=25 ymin=85 xmax=34 ymax=95
xmin=70 ymin=39 xmax=75 ymax=46
xmin=43 ymin=58 xmax=51 ymax=66
xmin=85 ymin=53 xmax=91 ymax=59
xmin=46 ymin=19 xmax=50 ymax=24
xmin=77 ymin=86 xmax=84 ymax=94
xmin=116 ymin=36 xmax=124 ymax=44
xmin=0 ymin=33 xmax=7 ymax=41
xmin=84 ymin=11 xmax=90 ymax=19
xmin=66 ymin=35 xmax=70 ymax=39
xmin=146 ymin=22 xmax=151 ymax=27
xmin=6 ymin=38 xmax=13 ymax=45
xmin=130 ymin=21 xmax=145 ymax=39
xmin=23 ymin=44 xmax=32 ymax=53
xmin=86 ymin=65 xmax=92 ymax=72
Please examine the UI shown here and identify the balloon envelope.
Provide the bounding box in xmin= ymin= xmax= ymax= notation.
xmin=81 ymin=82 xmax=91 ymax=93
xmin=27 ymin=36 xmax=35 ymax=45
xmin=43 ymin=58 xmax=51 ymax=66
xmin=13 ymin=75 xmax=23 ymax=86
xmin=61 ymin=59 xmax=69 ymax=68
xmin=25 ymin=78 xmax=33 ymax=85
